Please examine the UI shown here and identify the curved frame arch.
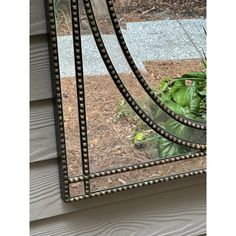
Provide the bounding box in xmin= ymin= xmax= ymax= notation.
xmin=105 ymin=0 xmax=206 ymax=130
xmin=82 ymin=0 xmax=206 ymax=150
xmin=45 ymin=0 xmax=207 ymax=202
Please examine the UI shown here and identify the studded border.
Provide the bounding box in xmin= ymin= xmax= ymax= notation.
xmin=68 ymin=168 xmax=206 ymax=202
xmin=45 ymin=0 xmax=207 ymax=203
xmin=44 ymin=0 xmax=70 ymax=202
xmin=70 ymin=0 xmax=91 ymax=195
xmin=82 ymin=0 xmax=206 ymax=150
xmin=69 ymin=151 xmax=206 ymax=183
xmin=105 ymin=0 xmax=206 ymax=131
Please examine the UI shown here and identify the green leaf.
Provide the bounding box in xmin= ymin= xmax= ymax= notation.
xmin=185 ymin=82 xmax=201 ymax=114
xmin=156 ymin=135 xmax=190 ymax=158
xmin=172 ymin=86 xmax=188 ymax=107
xmin=160 ymin=92 xmax=184 ymax=115
xmin=169 ymin=80 xmax=186 ymax=96
xmin=160 ymin=78 xmax=171 ymax=92
xmin=198 ymin=89 xmax=206 ymax=96
xmin=182 ymin=71 xmax=206 ymax=79
xmin=170 ymin=77 xmax=205 ymax=82
xmin=164 ymin=120 xmax=189 ymax=139
xmin=134 ymin=132 xmax=145 ymax=143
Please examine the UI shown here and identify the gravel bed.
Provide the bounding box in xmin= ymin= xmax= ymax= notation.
xmin=57 ymin=19 xmax=206 ymax=77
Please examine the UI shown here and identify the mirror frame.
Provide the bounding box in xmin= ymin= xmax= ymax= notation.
xmin=45 ymin=0 xmax=206 ymax=203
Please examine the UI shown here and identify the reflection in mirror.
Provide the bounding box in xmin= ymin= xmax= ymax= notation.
xmin=48 ymin=0 xmax=206 ymax=201
xmin=55 ymin=0 xmax=84 ymax=177
xmin=90 ymin=155 xmax=206 ymax=192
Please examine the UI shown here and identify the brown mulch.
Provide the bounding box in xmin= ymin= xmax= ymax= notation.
xmin=55 ymin=0 xmax=207 ymax=196
xmin=60 ymin=59 xmax=206 ymax=196
xmin=56 ymin=0 xmax=206 ymax=35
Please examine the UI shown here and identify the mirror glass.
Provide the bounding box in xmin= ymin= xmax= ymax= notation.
xmin=52 ymin=0 xmax=206 ymax=199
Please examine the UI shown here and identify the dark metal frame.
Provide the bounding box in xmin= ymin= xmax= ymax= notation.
xmin=45 ymin=0 xmax=206 ymax=203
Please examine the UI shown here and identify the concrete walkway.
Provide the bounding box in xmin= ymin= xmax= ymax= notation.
xmin=58 ymin=19 xmax=206 ymax=77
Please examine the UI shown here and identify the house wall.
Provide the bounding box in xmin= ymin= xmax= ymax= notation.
xmin=30 ymin=0 xmax=206 ymax=234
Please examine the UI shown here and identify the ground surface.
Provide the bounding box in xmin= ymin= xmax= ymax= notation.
xmin=58 ymin=19 xmax=206 ymax=77
xmin=85 ymin=0 xmax=206 ymax=34
xmin=55 ymin=0 xmax=206 ymax=196
xmin=57 ymin=0 xmax=206 ymax=35
xmin=60 ymin=59 xmax=206 ymax=196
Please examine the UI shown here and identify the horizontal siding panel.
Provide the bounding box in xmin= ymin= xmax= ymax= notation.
xmin=31 ymin=178 xmax=206 ymax=235
xmin=30 ymin=0 xmax=106 ymax=35
xmin=30 ymin=0 xmax=47 ymax=35
xmin=30 ymin=160 xmax=206 ymax=222
xmin=30 ymin=100 xmax=57 ymax=162
xmin=30 ymin=35 xmax=52 ymax=101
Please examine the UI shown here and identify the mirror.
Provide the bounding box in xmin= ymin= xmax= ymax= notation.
xmin=45 ymin=0 xmax=206 ymax=202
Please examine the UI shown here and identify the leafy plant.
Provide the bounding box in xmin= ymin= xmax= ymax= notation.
xmin=142 ymin=68 xmax=206 ymax=158
xmin=159 ymin=71 xmax=206 ymax=120
xmin=114 ymin=20 xmax=207 ymax=158
xmin=116 ymin=67 xmax=206 ymax=158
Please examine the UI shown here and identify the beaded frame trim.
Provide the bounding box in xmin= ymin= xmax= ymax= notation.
xmin=45 ymin=0 xmax=206 ymax=202
xmin=105 ymin=0 xmax=206 ymax=130
xmin=69 ymin=169 xmax=206 ymax=202
xmin=82 ymin=0 xmax=206 ymax=150
xmin=68 ymin=151 xmax=206 ymax=183
xmin=45 ymin=0 xmax=70 ymax=201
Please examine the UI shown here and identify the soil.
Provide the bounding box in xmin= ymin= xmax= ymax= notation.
xmin=60 ymin=59 xmax=206 ymax=196
xmin=56 ymin=0 xmax=206 ymax=35
xmin=55 ymin=0 xmax=207 ymax=196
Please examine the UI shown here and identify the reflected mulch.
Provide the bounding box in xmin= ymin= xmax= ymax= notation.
xmin=61 ymin=59 xmax=206 ymax=192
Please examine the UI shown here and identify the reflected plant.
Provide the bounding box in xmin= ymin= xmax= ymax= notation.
xmin=114 ymin=17 xmax=206 ymax=158
xmin=138 ymin=67 xmax=206 ymax=158
xmin=116 ymin=66 xmax=206 ymax=158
